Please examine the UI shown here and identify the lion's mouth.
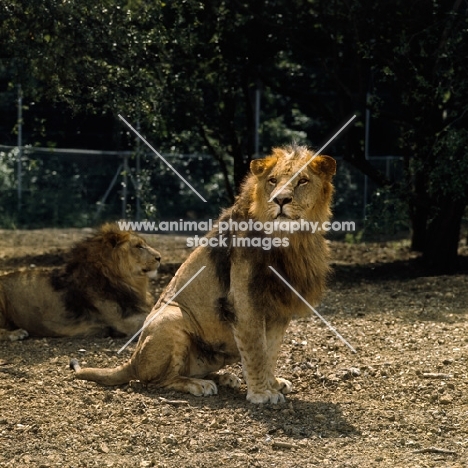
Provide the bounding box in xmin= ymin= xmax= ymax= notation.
xmin=144 ymin=268 xmax=159 ymax=279
xmin=274 ymin=207 xmax=295 ymax=219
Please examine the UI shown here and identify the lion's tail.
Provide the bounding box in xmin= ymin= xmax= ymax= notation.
xmin=70 ymin=358 xmax=135 ymax=386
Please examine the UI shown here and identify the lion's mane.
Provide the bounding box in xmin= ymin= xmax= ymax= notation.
xmin=0 ymin=223 xmax=161 ymax=340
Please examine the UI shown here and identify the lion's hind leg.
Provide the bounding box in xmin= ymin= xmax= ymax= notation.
xmin=134 ymin=306 xmax=222 ymax=398
xmin=161 ymin=371 xmax=242 ymax=397
xmin=158 ymin=376 xmax=218 ymax=397
xmin=208 ymin=371 xmax=241 ymax=390
xmin=0 ymin=328 xmax=29 ymax=342
xmin=0 ymin=286 xmax=29 ymax=341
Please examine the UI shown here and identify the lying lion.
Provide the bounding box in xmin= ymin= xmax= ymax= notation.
xmin=71 ymin=145 xmax=335 ymax=404
xmin=0 ymin=223 xmax=161 ymax=341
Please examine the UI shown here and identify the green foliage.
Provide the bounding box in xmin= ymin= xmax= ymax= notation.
xmin=344 ymin=230 xmax=364 ymax=245
xmin=364 ymin=186 xmax=411 ymax=239
xmin=142 ymin=152 xmax=232 ymax=221
xmin=429 ymin=129 xmax=468 ymax=201
xmin=0 ymin=150 xmax=16 ymax=189
xmin=1 ymin=0 xmax=169 ymax=130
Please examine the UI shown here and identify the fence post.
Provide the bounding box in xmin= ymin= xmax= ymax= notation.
xmin=122 ymin=153 xmax=128 ymax=220
xmin=135 ymin=119 xmax=141 ymax=222
xmin=363 ymin=92 xmax=371 ymax=220
xmin=17 ymin=84 xmax=22 ymax=212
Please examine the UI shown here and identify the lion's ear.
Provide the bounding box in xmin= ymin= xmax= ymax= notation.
xmin=310 ymin=155 xmax=336 ymax=178
xmin=250 ymin=157 xmax=277 ymax=177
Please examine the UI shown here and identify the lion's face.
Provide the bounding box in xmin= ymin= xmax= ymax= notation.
xmin=95 ymin=225 xmax=161 ymax=280
xmin=118 ymin=234 xmax=161 ymax=279
xmin=248 ymin=146 xmax=336 ymax=225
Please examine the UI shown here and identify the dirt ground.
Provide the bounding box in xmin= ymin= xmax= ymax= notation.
xmin=1 ymin=228 xmax=468 ymax=467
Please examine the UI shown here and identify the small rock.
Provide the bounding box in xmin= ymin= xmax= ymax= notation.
xmin=439 ymin=394 xmax=453 ymax=405
xmin=327 ymin=373 xmax=340 ymax=383
xmin=100 ymin=443 xmax=110 ymax=453
xmin=161 ymin=406 xmax=172 ymax=416
xmin=272 ymin=440 xmax=296 ymax=449
xmin=209 ymin=419 xmax=220 ymax=429
xmin=163 ymin=434 xmax=178 ymax=445
xmin=338 ymin=368 xmax=360 ymax=380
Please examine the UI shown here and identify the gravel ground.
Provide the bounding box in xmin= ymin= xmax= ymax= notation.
xmin=0 ymin=229 xmax=467 ymax=467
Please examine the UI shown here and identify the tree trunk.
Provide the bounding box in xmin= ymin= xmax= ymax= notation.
xmin=409 ymin=172 xmax=429 ymax=252
xmin=422 ymin=198 xmax=465 ymax=273
xmin=409 ymin=204 xmax=429 ymax=253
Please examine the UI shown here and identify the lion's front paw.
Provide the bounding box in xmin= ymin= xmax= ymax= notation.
xmin=246 ymin=389 xmax=286 ymax=405
xmin=9 ymin=329 xmax=29 ymax=341
xmin=187 ymin=379 xmax=218 ymax=397
xmin=272 ymin=377 xmax=293 ymax=394
xmin=217 ymin=372 xmax=241 ymax=389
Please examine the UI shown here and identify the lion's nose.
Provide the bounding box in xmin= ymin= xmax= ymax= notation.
xmin=273 ymin=196 xmax=292 ymax=207
xmin=155 ymin=255 xmax=161 ymax=263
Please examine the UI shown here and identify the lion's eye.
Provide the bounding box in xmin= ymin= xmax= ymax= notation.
xmin=268 ymin=177 xmax=277 ymax=185
xmin=298 ymin=178 xmax=309 ymax=186
xmin=136 ymin=244 xmax=145 ymax=250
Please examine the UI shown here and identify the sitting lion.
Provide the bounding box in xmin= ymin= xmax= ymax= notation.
xmin=0 ymin=223 xmax=161 ymax=341
xmin=71 ymin=145 xmax=335 ymax=404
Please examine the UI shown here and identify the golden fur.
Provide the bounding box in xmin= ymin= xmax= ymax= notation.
xmin=0 ymin=224 xmax=161 ymax=341
xmin=71 ymin=146 xmax=336 ymax=404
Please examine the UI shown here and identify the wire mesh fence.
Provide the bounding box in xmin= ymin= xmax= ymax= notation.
xmin=0 ymin=145 xmax=403 ymax=230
